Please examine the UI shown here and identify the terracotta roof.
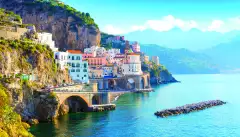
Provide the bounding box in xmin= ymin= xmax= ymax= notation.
xmin=127 ymin=52 xmax=141 ymax=55
xmin=67 ymin=50 xmax=83 ymax=54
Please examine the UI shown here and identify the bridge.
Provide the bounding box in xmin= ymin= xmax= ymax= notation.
xmin=52 ymin=83 xmax=115 ymax=113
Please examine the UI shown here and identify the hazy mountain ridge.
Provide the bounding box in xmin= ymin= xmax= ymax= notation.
xmin=141 ymin=44 xmax=220 ymax=74
xmin=126 ymin=28 xmax=240 ymax=50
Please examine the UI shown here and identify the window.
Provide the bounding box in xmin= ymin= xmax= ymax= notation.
xmin=76 ymin=69 xmax=80 ymax=72
xmin=76 ymin=63 xmax=80 ymax=67
xmin=72 ymin=63 xmax=75 ymax=67
xmin=83 ymin=69 xmax=87 ymax=72
xmin=77 ymin=56 xmax=81 ymax=60
xmin=72 ymin=56 xmax=74 ymax=60
xmin=68 ymin=56 xmax=71 ymax=59
xmin=84 ymin=75 xmax=86 ymax=77
xmin=71 ymin=69 xmax=75 ymax=72
xmin=77 ymin=75 xmax=79 ymax=77
xmin=84 ymin=63 xmax=87 ymax=68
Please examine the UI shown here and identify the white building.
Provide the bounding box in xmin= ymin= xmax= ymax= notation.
xmin=122 ymin=53 xmax=142 ymax=75
xmin=96 ymin=47 xmax=106 ymax=57
xmin=106 ymin=48 xmax=121 ymax=63
xmin=131 ymin=42 xmax=140 ymax=53
xmin=54 ymin=50 xmax=89 ymax=83
xmin=84 ymin=46 xmax=98 ymax=57
xmin=37 ymin=32 xmax=58 ymax=52
xmin=67 ymin=50 xmax=89 ymax=83
xmin=152 ymin=56 xmax=159 ymax=65
xmin=54 ymin=51 xmax=68 ymax=70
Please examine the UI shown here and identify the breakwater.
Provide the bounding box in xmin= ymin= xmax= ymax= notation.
xmin=155 ymin=100 xmax=226 ymax=118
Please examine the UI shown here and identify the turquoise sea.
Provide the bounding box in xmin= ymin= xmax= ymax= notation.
xmin=30 ymin=74 xmax=240 ymax=137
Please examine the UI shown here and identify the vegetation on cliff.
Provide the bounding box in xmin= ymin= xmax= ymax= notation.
xmin=24 ymin=0 xmax=98 ymax=28
xmin=0 ymin=84 xmax=33 ymax=137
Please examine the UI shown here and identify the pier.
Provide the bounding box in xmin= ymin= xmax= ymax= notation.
xmin=155 ymin=100 xmax=226 ymax=118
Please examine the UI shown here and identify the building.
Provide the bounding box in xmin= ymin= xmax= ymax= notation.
xmin=96 ymin=47 xmax=106 ymax=57
xmin=54 ymin=51 xmax=68 ymax=70
xmin=37 ymin=32 xmax=58 ymax=52
xmin=152 ymin=56 xmax=160 ymax=65
xmin=84 ymin=46 xmax=98 ymax=57
xmin=67 ymin=50 xmax=89 ymax=83
xmin=122 ymin=53 xmax=142 ymax=75
xmin=83 ymin=56 xmax=107 ymax=67
xmin=144 ymin=56 xmax=149 ymax=62
xmin=131 ymin=42 xmax=140 ymax=53
xmin=103 ymin=65 xmax=114 ymax=78
xmin=89 ymin=67 xmax=103 ymax=79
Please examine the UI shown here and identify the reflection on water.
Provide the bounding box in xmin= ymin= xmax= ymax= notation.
xmin=31 ymin=111 xmax=110 ymax=137
xmin=31 ymin=74 xmax=240 ymax=137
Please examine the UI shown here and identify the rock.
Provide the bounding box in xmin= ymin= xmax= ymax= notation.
xmin=155 ymin=100 xmax=226 ymax=118
xmin=58 ymin=104 xmax=69 ymax=116
xmin=28 ymin=119 xmax=39 ymax=125
xmin=0 ymin=0 xmax=101 ymax=51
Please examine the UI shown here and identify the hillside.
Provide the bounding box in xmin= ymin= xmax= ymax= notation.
xmin=125 ymin=28 xmax=240 ymax=50
xmin=0 ymin=0 xmax=101 ymax=51
xmin=141 ymin=44 xmax=220 ymax=74
xmin=201 ymin=39 xmax=240 ymax=72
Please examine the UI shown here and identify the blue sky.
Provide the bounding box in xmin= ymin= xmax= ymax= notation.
xmin=62 ymin=0 xmax=240 ymax=34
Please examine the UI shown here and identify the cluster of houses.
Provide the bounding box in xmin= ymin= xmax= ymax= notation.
xmin=38 ymin=32 xmax=160 ymax=84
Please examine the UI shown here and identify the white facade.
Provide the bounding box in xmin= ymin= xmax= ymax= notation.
xmin=96 ymin=47 xmax=106 ymax=57
xmin=54 ymin=50 xmax=89 ymax=83
xmin=122 ymin=53 xmax=142 ymax=75
xmin=84 ymin=46 xmax=98 ymax=57
xmin=37 ymin=32 xmax=58 ymax=52
xmin=67 ymin=51 xmax=89 ymax=83
xmin=152 ymin=56 xmax=159 ymax=65
xmin=106 ymin=48 xmax=121 ymax=63
xmin=131 ymin=42 xmax=141 ymax=53
xmin=54 ymin=52 xmax=68 ymax=70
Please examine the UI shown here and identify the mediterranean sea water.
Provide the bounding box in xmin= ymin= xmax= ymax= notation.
xmin=30 ymin=74 xmax=240 ymax=137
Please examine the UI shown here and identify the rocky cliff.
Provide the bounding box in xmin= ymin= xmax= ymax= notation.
xmin=0 ymin=0 xmax=101 ymax=51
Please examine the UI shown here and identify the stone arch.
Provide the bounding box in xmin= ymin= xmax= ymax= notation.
xmin=108 ymin=79 xmax=116 ymax=90
xmin=147 ymin=76 xmax=150 ymax=87
xmin=59 ymin=95 xmax=89 ymax=114
xmin=140 ymin=77 xmax=145 ymax=89
xmin=92 ymin=95 xmax=101 ymax=105
xmin=127 ymin=78 xmax=135 ymax=90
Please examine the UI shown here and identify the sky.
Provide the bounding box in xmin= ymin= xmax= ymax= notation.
xmin=61 ymin=0 xmax=240 ymax=35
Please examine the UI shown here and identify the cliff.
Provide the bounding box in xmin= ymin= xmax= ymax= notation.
xmin=142 ymin=62 xmax=178 ymax=85
xmin=0 ymin=0 xmax=101 ymax=51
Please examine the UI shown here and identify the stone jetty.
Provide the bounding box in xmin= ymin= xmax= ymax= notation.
xmin=155 ymin=100 xmax=226 ymax=118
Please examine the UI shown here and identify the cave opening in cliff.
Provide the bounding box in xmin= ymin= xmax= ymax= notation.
xmin=64 ymin=96 xmax=89 ymax=113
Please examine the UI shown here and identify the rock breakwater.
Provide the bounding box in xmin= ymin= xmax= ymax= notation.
xmin=155 ymin=100 xmax=226 ymax=118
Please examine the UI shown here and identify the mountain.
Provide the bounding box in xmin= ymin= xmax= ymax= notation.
xmin=141 ymin=44 xmax=220 ymax=74
xmin=126 ymin=28 xmax=240 ymax=50
xmin=201 ymin=39 xmax=240 ymax=72
xmin=0 ymin=0 xmax=101 ymax=51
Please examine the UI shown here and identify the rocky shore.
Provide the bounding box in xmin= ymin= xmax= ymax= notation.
xmin=155 ymin=100 xmax=226 ymax=118
xmin=90 ymin=104 xmax=116 ymax=112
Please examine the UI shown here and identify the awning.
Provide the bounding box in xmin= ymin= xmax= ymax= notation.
xmin=128 ymin=78 xmax=134 ymax=83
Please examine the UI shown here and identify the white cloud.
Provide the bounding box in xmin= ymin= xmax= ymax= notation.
xmin=103 ymin=25 xmax=127 ymax=35
xmin=102 ymin=15 xmax=240 ymax=34
xmin=207 ymin=20 xmax=225 ymax=32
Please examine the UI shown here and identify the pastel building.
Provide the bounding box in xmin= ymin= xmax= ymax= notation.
xmin=131 ymin=42 xmax=140 ymax=53
xmin=89 ymin=67 xmax=103 ymax=79
xmin=122 ymin=53 xmax=142 ymax=75
xmin=83 ymin=56 xmax=107 ymax=67
xmin=37 ymin=32 xmax=58 ymax=52
xmin=96 ymin=47 xmax=106 ymax=57
xmin=152 ymin=56 xmax=160 ymax=65
xmin=84 ymin=46 xmax=98 ymax=57
xmin=103 ymin=65 xmax=114 ymax=78
xmin=67 ymin=50 xmax=89 ymax=83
